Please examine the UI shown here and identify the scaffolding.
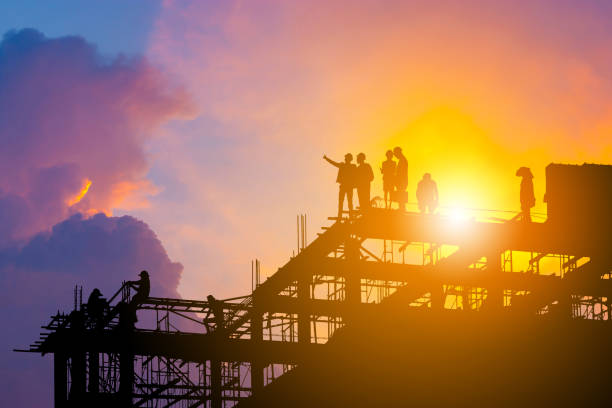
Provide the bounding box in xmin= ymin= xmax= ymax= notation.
xmin=17 ymin=206 xmax=612 ymax=407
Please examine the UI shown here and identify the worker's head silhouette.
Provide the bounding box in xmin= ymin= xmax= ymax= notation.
xmin=91 ymin=288 xmax=102 ymax=297
xmin=386 ymin=150 xmax=393 ymax=160
xmin=139 ymin=270 xmax=149 ymax=278
xmin=344 ymin=153 xmax=353 ymax=163
xmin=393 ymin=146 xmax=402 ymax=158
xmin=516 ymin=167 xmax=533 ymax=179
xmin=423 ymin=173 xmax=431 ymax=181
xmin=357 ymin=153 xmax=365 ymax=164
xmin=207 ymin=295 xmax=215 ymax=303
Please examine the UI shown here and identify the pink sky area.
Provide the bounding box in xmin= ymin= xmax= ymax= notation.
xmin=122 ymin=1 xmax=612 ymax=300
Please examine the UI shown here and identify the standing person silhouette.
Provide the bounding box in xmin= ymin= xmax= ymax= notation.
xmin=516 ymin=167 xmax=535 ymax=222
xmin=356 ymin=153 xmax=374 ymax=211
xmin=324 ymin=153 xmax=357 ymax=218
xmin=393 ymin=147 xmax=408 ymax=211
xmin=416 ymin=173 xmax=439 ymax=214
xmin=381 ymin=150 xmax=396 ymax=209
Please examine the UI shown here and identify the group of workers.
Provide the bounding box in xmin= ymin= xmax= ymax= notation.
xmin=80 ymin=162 xmax=537 ymax=327
xmin=324 ymin=147 xmax=439 ymax=217
xmin=85 ymin=270 xmax=150 ymax=326
xmin=325 ymin=149 xmax=536 ymax=222
xmin=85 ymin=270 xmax=227 ymax=333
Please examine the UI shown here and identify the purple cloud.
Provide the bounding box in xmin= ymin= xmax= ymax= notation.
xmin=0 ymin=28 xmax=190 ymax=407
xmin=0 ymin=28 xmax=192 ymax=244
xmin=1 ymin=213 xmax=183 ymax=407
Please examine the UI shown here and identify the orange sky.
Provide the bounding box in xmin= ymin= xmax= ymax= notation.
xmin=124 ymin=1 xmax=612 ymax=299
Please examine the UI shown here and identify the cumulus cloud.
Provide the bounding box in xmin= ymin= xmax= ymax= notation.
xmin=0 ymin=28 xmax=193 ymax=244
xmin=0 ymin=28 xmax=190 ymax=407
xmin=1 ymin=213 xmax=183 ymax=407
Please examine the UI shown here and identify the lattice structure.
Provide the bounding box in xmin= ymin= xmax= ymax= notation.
xmin=17 ymin=163 xmax=612 ymax=407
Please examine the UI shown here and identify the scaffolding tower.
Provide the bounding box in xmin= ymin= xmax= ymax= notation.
xmin=17 ymin=163 xmax=612 ymax=407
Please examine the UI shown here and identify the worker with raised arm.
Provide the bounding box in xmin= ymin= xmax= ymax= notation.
xmin=324 ymin=153 xmax=357 ymax=218
xmin=127 ymin=270 xmax=150 ymax=305
xmin=356 ymin=153 xmax=374 ymax=211
xmin=416 ymin=173 xmax=439 ymax=214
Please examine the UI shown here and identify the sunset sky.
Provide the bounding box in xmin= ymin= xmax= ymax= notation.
xmin=1 ymin=1 xmax=612 ymax=405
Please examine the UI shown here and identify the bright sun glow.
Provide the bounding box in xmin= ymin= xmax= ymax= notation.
xmin=66 ymin=179 xmax=92 ymax=207
xmin=447 ymin=207 xmax=470 ymax=225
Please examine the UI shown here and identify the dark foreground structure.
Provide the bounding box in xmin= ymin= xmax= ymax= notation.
xmin=18 ymin=163 xmax=612 ymax=407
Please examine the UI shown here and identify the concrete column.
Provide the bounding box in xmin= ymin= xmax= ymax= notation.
xmin=344 ymin=238 xmax=361 ymax=307
xmin=88 ymin=352 xmax=99 ymax=394
xmin=250 ymin=307 xmax=264 ymax=395
xmin=54 ymin=352 xmax=67 ymax=408
xmin=482 ymin=251 xmax=504 ymax=311
xmin=118 ymin=303 xmax=134 ymax=407
xmin=210 ymin=359 xmax=222 ymax=408
xmin=297 ymin=278 xmax=311 ymax=344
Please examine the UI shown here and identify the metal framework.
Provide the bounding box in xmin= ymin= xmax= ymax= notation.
xmin=18 ymin=208 xmax=612 ymax=407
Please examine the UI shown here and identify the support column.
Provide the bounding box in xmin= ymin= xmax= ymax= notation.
xmin=68 ymin=311 xmax=86 ymax=404
xmin=344 ymin=238 xmax=361 ymax=305
xmin=431 ymin=284 xmax=445 ymax=310
xmin=88 ymin=352 xmax=99 ymax=394
xmin=210 ymin=360 xmax=222 ymax=408
xmin=118 ymin=303 xmax=134 ymax=408
xmin=250 ymin=307 xmax=264 ymax=396
xmin=485 ymin=251 xmax=504 ymax=311
xmin=297 ymin=277 xmax=311 ymax=344
xmin=54 ymin=352 xmax=68 ymax=408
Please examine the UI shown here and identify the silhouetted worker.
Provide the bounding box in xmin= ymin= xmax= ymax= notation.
xmin=128 ymin=270 xmax=150 ymax=305
xmin=86 ymin=288 xmax=108 ymax=327
xmin=516 ymin=167 xmax=535 ymax=222
xmin=393 ymin=147 xmax=408 ymax=211
xmin=416 ymin=173 xmax=439 ymax=214
xmin=381 ymin=150 xmax=396 ymax=209
xmin=356 ymin=153 xmax=374 ymax=210
xmin=324 ymin=153 xmax=357 ymax=218
xmin=204 ymin=295 xmax=225 ymax=331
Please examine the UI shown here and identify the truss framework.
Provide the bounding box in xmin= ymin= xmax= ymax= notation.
xmin=19 ymin=209 xmax=612 ymax=407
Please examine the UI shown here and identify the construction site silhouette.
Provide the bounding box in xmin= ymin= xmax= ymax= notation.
xmin=16 ymin=162 xmax=612 ymax=407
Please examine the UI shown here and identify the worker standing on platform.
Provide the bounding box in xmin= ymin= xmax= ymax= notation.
xmin=416 ymin=173 xmax=439 ymax=214
xmin=128 ymin=270 xmax=150 ymax=305
xmin=393 ymin=147 xmax=408 ymax=211
xmin=205 ymin=295 xmax=225 ymax=332
xmin=381 ymin=150 xmax=396 ymax=208
xmin=324 ymin=153 xmax=357 ymax=218
xmin=86 ymin=288 xmax=108 ymax=327
xmin=516 ymin=167 xmax=535 ymax=222
xmin=356 ymin=153 xmax=374 ymax=211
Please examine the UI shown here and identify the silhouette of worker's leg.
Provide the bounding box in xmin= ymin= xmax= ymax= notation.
xmin=347 ymin=188 xmax=354 ymax=217
xmin=357 ymin=187 xmax=366 ymax=211
xmin=363 ymin=185 xmax=371 ymax=209
xmin=522 ymin=207 xmax=531 ymax=222
xmin=338 ymin=187 xmax=345 ymax=218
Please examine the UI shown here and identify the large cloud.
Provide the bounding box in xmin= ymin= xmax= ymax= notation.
xmin=1 ymin=214 xmax=183 ymax=407
xmin=0 ymin=28 xmax=192 ymax=245
xmin=0 ymin=28 xmax=190 ymax=407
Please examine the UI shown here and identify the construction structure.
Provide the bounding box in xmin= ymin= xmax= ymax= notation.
xmin=18 ymin=163 xmax=612 ymax=407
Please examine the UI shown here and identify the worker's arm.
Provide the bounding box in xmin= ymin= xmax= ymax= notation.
xmin=323 ymin=155 xmax=340 ymax=167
